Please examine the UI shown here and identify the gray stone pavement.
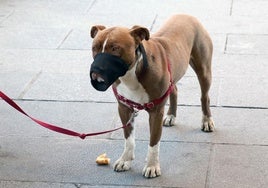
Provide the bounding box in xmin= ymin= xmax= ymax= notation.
xmin=0 ymin=0 xmax=268 ymax=187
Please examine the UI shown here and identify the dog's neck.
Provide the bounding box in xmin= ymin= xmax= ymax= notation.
xmin=120 ymin=43 xmax=148 ymax=84
xmin=117 ymin=44 xmax=150 ymax=104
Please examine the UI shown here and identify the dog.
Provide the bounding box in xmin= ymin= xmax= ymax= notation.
xmin=89 ymin=14 xmax=215 ymax=178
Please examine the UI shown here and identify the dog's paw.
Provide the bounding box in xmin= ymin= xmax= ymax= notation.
xmin=142 ymin=164 xmax=161 ymax=178
xmin=163 ymin=114 xmax=176 ymax=127
xmin=202 ymin=115 xmax=215 ymax=132
xmin=113 ymin=158 xmax=132 ymax=172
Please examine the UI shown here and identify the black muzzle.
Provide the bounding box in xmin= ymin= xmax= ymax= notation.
xmin=90 ymin=53 xmax=129 ymax=91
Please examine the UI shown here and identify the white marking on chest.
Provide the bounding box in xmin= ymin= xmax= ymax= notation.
xmin=102 ymin=37 xmax=109 ymax=52
xmin=117 ymin=62 xmax=149 ymax=104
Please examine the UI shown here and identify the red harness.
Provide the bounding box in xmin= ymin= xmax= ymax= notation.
xmin=112 ymin=59 xmax=174 ymax=110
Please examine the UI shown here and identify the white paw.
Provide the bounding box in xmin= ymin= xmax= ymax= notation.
xmin=142 ymin=164 xmax=161 ymax=178
xmin=163 ymin=114 xmax=176 ymax=127
xmin=142 ymin=143 xmax=161 ymax=178
xmin=114 ymin=130 xmax=135 ymax=172
xmin=114 ymin=158 xmax=132 ymax=172
xmin=202 ymin=115 xmax=215 ymax=132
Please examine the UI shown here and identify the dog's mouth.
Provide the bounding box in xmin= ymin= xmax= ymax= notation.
xmin=91 ymin=72 xmax=105 ymax=83
xmin=90 ymin=71 xmax=110 ymax=91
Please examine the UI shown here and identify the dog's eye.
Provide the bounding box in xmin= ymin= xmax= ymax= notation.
xmin=111 ymin=45 xmax=120 ymax=52
xmin=92 ymin=46 xmax=98 ymax=52
xmin=92 ymin=43 xmax=101 ymax=52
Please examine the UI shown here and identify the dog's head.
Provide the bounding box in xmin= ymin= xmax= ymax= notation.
xmin=89 ymin=25 xmax=150 ymax=91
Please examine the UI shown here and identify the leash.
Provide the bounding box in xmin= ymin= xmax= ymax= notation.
xmin=0 ymin=90 xmax=133 ymax=139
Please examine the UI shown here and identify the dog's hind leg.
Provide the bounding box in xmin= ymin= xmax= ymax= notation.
xmin=190 ymin=56 xmax=215 ymax=132
xmin=114 ymin=103 xmax=136 ymax=172
xmin=189 ymin=26 xmax=215 ymax=132
xmin=198 ymin=68 xmax=215 ymax=132
xmin=163 ymin=85 xmax=177 ymax=127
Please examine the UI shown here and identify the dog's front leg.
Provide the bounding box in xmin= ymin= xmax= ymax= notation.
xmin=114 ymin=103 xmax=136 ymax=172
xmin=143 ymin=106 xmax=164 ymax=178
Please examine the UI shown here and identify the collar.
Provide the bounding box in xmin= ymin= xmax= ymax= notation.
xmin=135 ymin=43 xmax=148 ymax=78
xmin=112 ymin=44 xmax=174 ymax=110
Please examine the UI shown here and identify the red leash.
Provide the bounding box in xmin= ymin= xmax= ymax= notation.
xmin=0 ymin=90 xmax=129 ymax=139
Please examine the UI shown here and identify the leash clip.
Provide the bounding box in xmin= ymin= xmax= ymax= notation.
xmin=133 ymin=110 xmax=139 ymax=117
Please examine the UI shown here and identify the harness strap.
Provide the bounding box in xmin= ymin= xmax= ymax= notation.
xmin=113 ymin=55 xmax=174 ymax=110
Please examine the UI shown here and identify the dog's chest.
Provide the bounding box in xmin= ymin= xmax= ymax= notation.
xmin=116 ymin=64 xmax=149 ymax=104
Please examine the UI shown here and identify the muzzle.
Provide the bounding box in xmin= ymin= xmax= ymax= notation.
xmin=90 ymin=53 xmax=129 ymax=91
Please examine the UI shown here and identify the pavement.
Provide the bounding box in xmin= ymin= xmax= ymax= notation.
xmin=0 ymin=0 xmax=268 ymax=187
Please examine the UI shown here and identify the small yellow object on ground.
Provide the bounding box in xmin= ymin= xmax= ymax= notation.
xmin=96 ymin=153 xmax=110 ymax=165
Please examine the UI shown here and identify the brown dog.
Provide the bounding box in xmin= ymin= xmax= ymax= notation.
xmin=90 ymin=14 xmax=215 ymax=178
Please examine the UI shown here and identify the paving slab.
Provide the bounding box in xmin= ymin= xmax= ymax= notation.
xmin=0 ymin=27 xmax=69 ymax=49
xmin=22 ymin=73 xmax=116 ymax=102
xmin=151 ymin=0 xmax=231 ymax=20
xmin=177 ymin=76 xmax=220 ymax=106
xmin=0 ymin=181 xmax=73 ymax=188
xmin=213 ymin=54 xmax=268 ymax=78
xmin=231 ymin=0 xmax=268 ymax=17
xmin=208 ymin=144 xmax=268 ymax=188
xmin=205 ymin=16 xmax=268 ymax=35
xmin=0 ymin=0 xmax=94 ymax=28
xmin=0 ymin=72 xmax=39 ymax=98
xmin=210 ymin=33 xmax=227 ymax=55
xmin=0 ymin=8 xmax=13 ymax=24
xmin=0 ymin=49 xmax=91 ymax=74
xmin=150 ymin=0 xmax=232 ymax=34
xmin=4 ymin=0 xmax=93 ymax=12
xmin=87 ymin=0 xmax=158 ymax=27
xmin=86 ymin=13 xmax=156 ymax=31
xmin=218 ymin=76 xmax=268 ymax=108
xmin=59 ymin=28 xmax=91 ymax=50
xmin=226 ymin=34 xmax=268 ymax=55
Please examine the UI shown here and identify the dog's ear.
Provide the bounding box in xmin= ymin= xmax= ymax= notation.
xmin=90 ymin=25 xmax=106 ymax=38
xmin=130 ymin=25 xmax=150 ymax=44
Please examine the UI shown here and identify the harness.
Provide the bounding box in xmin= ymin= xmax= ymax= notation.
xmin=112 ymin=44 xmax=174 ymax=111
